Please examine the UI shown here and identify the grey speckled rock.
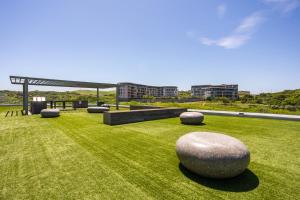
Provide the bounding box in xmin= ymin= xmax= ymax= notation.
xmin=176 ymin=132 xmax=250 ymax=179
xmin=87 ymin=107 xmax=110 ymax=113
xmin=180 ymin=112 xmax=204 ymax=125
xmin=41 ymin=109 xmax=60 ymax=118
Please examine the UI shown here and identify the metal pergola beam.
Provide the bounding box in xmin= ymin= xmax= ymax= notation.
xmin=10 ymin=76 xmax=117 ymax=89
xmin=10 ymin=75 xmax=120 ymax=115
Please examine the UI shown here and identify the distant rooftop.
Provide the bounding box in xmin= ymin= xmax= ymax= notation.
xmin=118 ymin=82 xmax=177 ymax=88
xmin=192 ymin=84 xmax=238 ymax=88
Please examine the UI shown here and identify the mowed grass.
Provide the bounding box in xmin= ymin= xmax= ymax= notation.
xmin=0 ymin=106 xmax=22 ymax=113
xmin=0 ymin=111 xmax=299 ymax=199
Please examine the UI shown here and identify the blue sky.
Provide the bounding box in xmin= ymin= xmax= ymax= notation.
xmin=0 ymin=0 xmax=299 ymax=93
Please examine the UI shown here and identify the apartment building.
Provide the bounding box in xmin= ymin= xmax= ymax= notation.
xmin=118 ymin=82 xmax=178 ymax=100
xmin=191 ymin=84 xmax=239 ymax=100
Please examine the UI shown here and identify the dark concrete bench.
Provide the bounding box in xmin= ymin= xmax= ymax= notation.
xmin=103 ymin=108 xmax=187 ymax=125
xmin=129 ymin=105 xmax=163 ymax=110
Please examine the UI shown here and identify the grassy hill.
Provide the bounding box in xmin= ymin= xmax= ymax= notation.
xmin=0 ymin=90 xmax=116 ymax=104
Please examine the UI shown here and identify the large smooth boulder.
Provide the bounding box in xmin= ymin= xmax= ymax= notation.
xmin=87 ymin=107 xmax=110 ymax=113
xmin=176 ymin=132 xmax=250 ymax=179
xmin=41 ymin=109 xmax=60 ymax=118
xmin=180 ymin=112 xmax=204 ymax=125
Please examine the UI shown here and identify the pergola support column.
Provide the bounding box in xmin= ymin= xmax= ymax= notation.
xmin=116 ymin=84 xmax=120 ymax=110
xmin=97 ymin=88 xmax=99 ymax=106
xmin=23 ymin=79 xmax=29 ymax=115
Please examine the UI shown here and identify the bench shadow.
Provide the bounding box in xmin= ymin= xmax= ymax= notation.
xmin=181 ymin=123 xmax=206 ymax=126
xmin=179 ymin=164 xmax=259 ymax=192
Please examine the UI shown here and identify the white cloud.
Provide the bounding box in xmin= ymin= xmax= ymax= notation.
xmin=186 ymin=31 xmax=196 ymax=38
xmin=199 ymin=35 xmax=250 ymax=49
xmin=235 ymin=12 xmax=264 ymax=33
xmin=198 ymin=12 xmax=263 ymax=49
xmin=199 ymin=37 xmax=216 ymax=46
xmin=263 ymin=0 xmax=300 ymax=13
xmin=217 ymin=35 xmax=250 ymax=49
xmin=189 ymin=0 xmax=298 ymax=49
xmin=217 ymin=4 xmax=227 ymax=18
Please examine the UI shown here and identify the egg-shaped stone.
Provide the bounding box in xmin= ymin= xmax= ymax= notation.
xmin=41 ymin=109 xmax=60 ymax=118
xmin=180 ymin=112 xmax=204 ymax=125
xmin=176 ymin=132 xmax=250 ymax=179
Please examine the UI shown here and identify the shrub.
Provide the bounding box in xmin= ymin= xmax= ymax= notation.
xmin=206 ymin=97 xmax=213 ymax=101
xmin=271 ymin=105 xmax=279 ymax=110
xmin=241 ymin=98 xmax=247 ymax=104
xmin=249 ymin=104 xmax=257 ymax=108
xmin=255 ymin=98 xmax=263 ymax=104
xmin=258 ymin=108 xmax=269 ymax=113
xmin=285 ymin=105 xmax=297 ymax=112
xmin=241 ymin=94 xmax=254 ymax=104
xmin=216 ymin=97 xmax=230 ymax=104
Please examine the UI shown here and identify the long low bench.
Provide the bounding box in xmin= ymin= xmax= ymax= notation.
xmin=129 ymin=105 xmax=163 ymax=110
xmin=103 ymin=108 xmax=187 ymax=125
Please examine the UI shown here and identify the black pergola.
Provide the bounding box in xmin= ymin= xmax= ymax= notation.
xmin=10 ymin=75 xmax=119 ymax=115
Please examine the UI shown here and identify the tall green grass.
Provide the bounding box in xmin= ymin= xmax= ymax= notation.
xmin=124 ymin=101 xmax=300 ymax=115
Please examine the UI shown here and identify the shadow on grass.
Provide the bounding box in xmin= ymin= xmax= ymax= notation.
xmin=181 ymin=123 xmax=206 ymax=126
xmin=179 ymin=164 xmax=259 ymax=192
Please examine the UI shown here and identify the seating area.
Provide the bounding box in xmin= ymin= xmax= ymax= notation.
xmin=6 ymin=73 xmax=253 ymax=181
xmin=38 ymin=102 xmax=253 ymax=180
xmin=39 ymin=106 xmax=251 ymax=180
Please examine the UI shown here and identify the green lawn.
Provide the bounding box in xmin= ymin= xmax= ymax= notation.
xmin=0 ymin=106 xmax=22 ymax=113
xmin=0 ymin=111 xmax=299 ymax=199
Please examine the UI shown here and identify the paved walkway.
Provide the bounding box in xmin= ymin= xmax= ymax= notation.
xmin=109 ymin=105 xmax=300 ymax=121
xmin=188 ymin=109 xmax=300 ymax=121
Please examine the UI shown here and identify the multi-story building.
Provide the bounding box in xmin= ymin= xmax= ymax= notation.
xmin=118 ymin=82 xmax=178 ymax=100
xmin=191 ymin=84 xmax=239 ymax=100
